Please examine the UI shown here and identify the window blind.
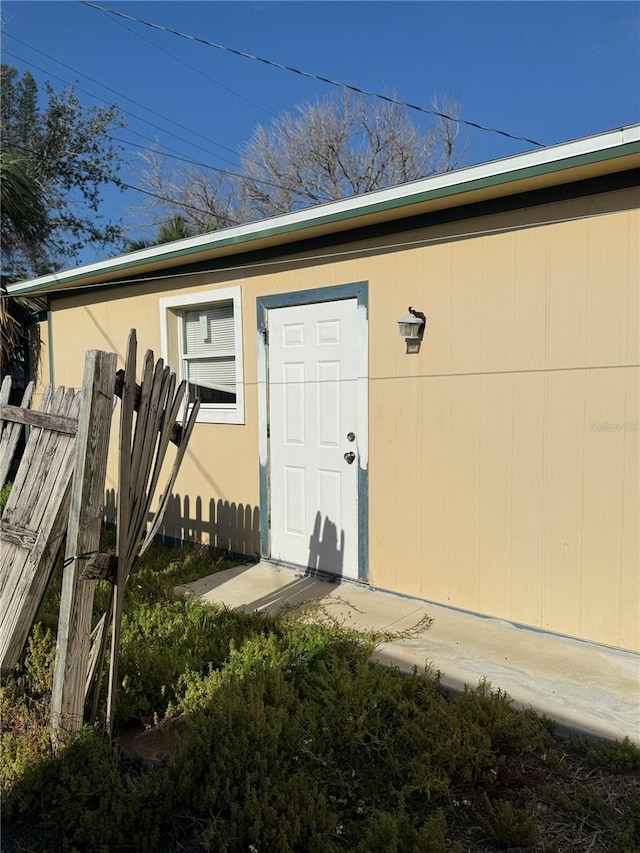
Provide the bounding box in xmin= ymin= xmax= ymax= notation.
xmin=183 ymin=302 xmax=235 ymax=356
xmin=182 ymin=301 xmax=237 ymax=403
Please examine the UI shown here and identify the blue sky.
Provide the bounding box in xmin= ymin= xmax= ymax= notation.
xmin=2 ymin=1 xmax=639 ymax=263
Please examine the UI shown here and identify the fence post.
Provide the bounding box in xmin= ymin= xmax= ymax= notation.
xmin=51 ymin=350 xmax=117 ymax=747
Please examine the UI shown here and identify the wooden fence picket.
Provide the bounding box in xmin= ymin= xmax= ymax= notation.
xmin=0 ymin=377 xmax=34 ymax=490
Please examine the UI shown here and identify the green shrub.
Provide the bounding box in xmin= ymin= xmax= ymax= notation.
xmin=0 ymin=683 xmax=51 ymax=803
xmin=451 ymin=680 xmax=554 ymax=754
xmin=5 ymin=727 xmax=161 ymax=853
xmin=569 ymin=735 xmax=640 ymax=774
xmin=353 ymin=809 xmax=454 ymax=853
xmin=479 ymin=795 xmax=539 ymax=848
xmin=0 ymin=625 xmax=56 ymax=799
xmin=116 ymin=601 xmax=271 ymax=724
xmin=4 ymin=534 xmax=637 ymax=852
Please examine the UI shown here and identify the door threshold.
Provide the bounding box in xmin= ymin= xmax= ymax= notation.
xmin=261 ymin=557 xmax=366 ymax=588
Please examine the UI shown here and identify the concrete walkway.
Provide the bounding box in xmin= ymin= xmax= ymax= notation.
xmin=176 ymin=561 xmax=640 ymax=745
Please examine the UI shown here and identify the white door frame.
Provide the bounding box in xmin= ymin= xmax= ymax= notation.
xmin=257 ymin=281 xmax=368 ymax=582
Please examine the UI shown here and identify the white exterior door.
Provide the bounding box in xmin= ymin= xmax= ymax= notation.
xmin=268 ymin=298 xmax=360 ymax=579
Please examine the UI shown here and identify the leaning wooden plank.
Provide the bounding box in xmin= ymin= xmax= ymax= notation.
xmin=115 ymin=331 xmax=136 ymax=565
xmin=127 ymin=372 xmax=180 ymax=564
xmin=1 ymin=386 xmax=71 ymax=579
xmin=51 ymin=350 xmax=117 ymax=744
xmin=126 ymin=364 xmax=172 ymax=564
xmin=0 ymin=379 xmax=34 ymax=490
xmin=85 ymin=610 xmax=107 ymax=705
xmin=139 ymin=392 xmax=200 ymax=558
xmin=132 ymin=372 xmax=181 ymax=549
xmin=87 ymin=594 xmax=113 ymax=722
xmin=124 ymin=350 xmax=157 ymax=558
xmin=1 ymin=431 xmax=76 ymax=658
xmin=106 ymin=330 xmax=137 ymax=735
xmin=0 ymin=386 xmax=78 ymax=600
xmin=0 ymin=388 xmax=79 ymax=612
xmin=0 ymin=388 xmax=82 ymax=676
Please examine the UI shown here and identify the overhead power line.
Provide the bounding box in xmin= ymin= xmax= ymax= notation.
xmin=88 ymin=0 xmax=275 ymax=119
xmin=4 ymin=34 xmax=307 ymax=188
xmin=7 ymin=39 xmax=488 ymax=209
xmin=4 ymin=34 xmax=247 ymax=169
xmin=2 ymin=44 xmax=317 ymax=197
xmin=7 ymin=141 xmax=239 ymax=226
xmin=79 ymin=0 xmax=545 ymax=148
xmin=107 ymin=134 xmax=286 ymax=193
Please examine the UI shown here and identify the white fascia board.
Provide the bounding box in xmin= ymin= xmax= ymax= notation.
xmin=7 ymin=124 xmax=639 ymax=297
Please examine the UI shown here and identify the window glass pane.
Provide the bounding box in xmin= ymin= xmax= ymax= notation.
xmin=186 ymin=357 xmax=236 ymax=405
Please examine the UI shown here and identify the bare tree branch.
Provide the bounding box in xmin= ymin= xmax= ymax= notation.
xmin=132 ymin=91 xmax=466 ymax=233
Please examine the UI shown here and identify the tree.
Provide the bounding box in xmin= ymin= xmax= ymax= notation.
xmin=240 ymin=92 xmax=464 ymax=218
xmin=0 ymin=65 xmax=125 ymax=280
xmin=0 ymin=155 xmax=49 ymax=379
xmin=135 ymin=150 xmax=237 ymax=236
xmin=0 ymin=154 xmax=50 ymax=272
xmin=137 ymin=91 xmax=465 ymax=231
xmin=125 ymin=214 xmax=197 ymax=252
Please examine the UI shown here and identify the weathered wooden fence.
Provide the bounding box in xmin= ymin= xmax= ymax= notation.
xmin=51 ymin=330 xmax=200 ymax=742
xmin=2 ymin=332 xmax=200 ymax=745
xmin=0 ymin=378 xmax=86 ymax=675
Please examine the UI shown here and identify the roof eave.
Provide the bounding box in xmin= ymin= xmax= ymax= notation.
xmin=7 ymin=123 xmax=640 ymax=298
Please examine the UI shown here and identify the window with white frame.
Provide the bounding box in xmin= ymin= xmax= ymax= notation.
xmin=159 ymin=287 xmax=244 ymax=424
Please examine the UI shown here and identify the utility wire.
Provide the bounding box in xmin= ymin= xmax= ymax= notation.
xmin=2 ymin=47 xmax=242 ymax=172
xmin=80 ymin=0 xmax=545 ymax=148
xmin=7 ymin=141 xmax=240 ymax=226
xmin=3 ymin=44 xmax=286 ymax=194
xmin=5 ymin=44 xmax=406 ymax=225
xmin=89 ymin=0 xmax=275 ymax=119
xmin=4 ymin=35 xmax=310 ymax=191
xmin=106 ymin=134 xmax=286 ymax=192
xmin=7 ymin=42 xmax=474 ymax=213
xmin=3 ymin=35 xmax=248 ymax=170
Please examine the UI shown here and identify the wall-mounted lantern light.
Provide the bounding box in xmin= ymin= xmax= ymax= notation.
xmin=397 ymin=307 xmax=426 ymax=354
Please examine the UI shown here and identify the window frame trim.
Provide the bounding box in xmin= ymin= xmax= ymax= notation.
xmin=159 ymin=286 xmax=245 ymax=425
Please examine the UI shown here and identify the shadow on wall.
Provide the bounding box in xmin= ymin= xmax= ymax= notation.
xmin=104 ymin=489 xmax=260 ymax=558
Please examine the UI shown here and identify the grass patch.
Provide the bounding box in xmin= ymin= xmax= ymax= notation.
xmin=2 ymin=534 xmax=639 ymax=852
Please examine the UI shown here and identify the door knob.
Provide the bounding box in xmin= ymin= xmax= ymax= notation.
xmin=344 ymin=451 xmax=356 ymax=464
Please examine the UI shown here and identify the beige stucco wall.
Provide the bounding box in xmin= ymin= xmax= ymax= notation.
xmin=45 ymin=186 xmax=639 ymax=651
